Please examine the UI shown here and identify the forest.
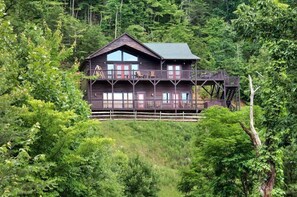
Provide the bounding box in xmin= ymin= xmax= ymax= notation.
xmin=0 ymin=0 xmax=297 ymax=196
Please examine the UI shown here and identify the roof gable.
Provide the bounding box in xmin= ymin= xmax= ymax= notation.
xmin=144 ymin=43 xmax=200 ymax=60
xmin=87 ymin=34 xmax=160 ymax=59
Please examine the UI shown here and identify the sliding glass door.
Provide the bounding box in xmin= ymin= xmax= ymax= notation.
xmin=103 ymin=92 xmax=133 ymax=109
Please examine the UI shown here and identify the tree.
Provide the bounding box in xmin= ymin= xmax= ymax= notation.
xmin=179 ymin=106 xmax=258 ymax=196
xmin=238 ymin=75 xmax=275 ymax=197
xmin=233 ymin=0 xmax=297 ymax=195
xmin=199 ymin=17 xmax=244 ymax=73
xmin=122 ymin=156 xmax=159 ymax=197
xmin=0 ymin=1 xmax=163 ymax=195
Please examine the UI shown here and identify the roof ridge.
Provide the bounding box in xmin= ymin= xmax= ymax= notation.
xmin=87 ymin=33 xmax=161 ymax=59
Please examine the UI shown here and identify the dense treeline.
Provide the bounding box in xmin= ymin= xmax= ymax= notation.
xmin=1 ymin=0 xmax=297 ymax=196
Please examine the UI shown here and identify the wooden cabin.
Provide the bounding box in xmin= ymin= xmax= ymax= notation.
xmin=80 ymin=33 xmax=240 ymax=113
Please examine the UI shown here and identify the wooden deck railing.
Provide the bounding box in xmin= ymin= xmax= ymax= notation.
xmin=91 ymin=111 xmax=203 ymax=121
xmin=88 ymin=69 xmax=240 ymax=86
xmin=89 ymin=69 xmax=227 ymax=80
xmin=90 ymin=98 xmax=225 ymax=111
xmin=225 ymin=76 xmax=240 ymax=86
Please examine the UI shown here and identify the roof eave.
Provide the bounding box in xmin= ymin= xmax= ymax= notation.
xmin=87 ymin=33 xmax=161 ymax=60
xmin=162 ymin=57 xmax=200 ymax=60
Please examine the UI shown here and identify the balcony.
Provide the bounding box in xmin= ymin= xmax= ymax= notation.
xmin=88 ymin=69 xmax=239 ymax=85
xmin=90 ymin=97 xmax=226 ymax=111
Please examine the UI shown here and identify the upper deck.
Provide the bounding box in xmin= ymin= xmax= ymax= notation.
xmin=88 ymin=69 xmax=240 ymax=86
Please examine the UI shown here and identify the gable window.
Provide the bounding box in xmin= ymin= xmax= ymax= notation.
xmin=162 ymin=93 xmax=171 ymax=103
xmin=107 ymin=50 xmax=138 ymax=62
xmin=123 ymin=52 xmax=138 ymax=61
xmin=167 ymin=65 xmax=181 ymax=79
xmin=107 ymin=50 xmax=121 ymax=61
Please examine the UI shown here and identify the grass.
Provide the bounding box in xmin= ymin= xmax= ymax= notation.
xmin=96 ymin=120 xmax=198 ymax=197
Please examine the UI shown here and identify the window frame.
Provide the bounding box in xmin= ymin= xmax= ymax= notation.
xmin=162 ymin=92 xmax=171 ymax=104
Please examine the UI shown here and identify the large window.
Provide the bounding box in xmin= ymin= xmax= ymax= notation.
xmin=162 ymin=93 xmax=171 ymax=103
xmin=181 ymin=93 xmax=190 ymax=103
xmin=103 ymin=92 xmax=133 ymax=108
xmin=107 ymin=50 xmax=138 ymax=62
xmin=167 ymin=65 xmax=181 ymax=79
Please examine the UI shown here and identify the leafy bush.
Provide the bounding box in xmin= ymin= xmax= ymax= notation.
xmin=123 ymin=156 xmax=159 ymax=197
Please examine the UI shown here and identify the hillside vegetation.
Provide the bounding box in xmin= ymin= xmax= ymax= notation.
xmin=96 ymin=121 xmax=198 ymax=197
xmin=1 ymin=0 xmax=297 ymax=196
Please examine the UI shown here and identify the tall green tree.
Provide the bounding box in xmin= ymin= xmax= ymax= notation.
xmin=234 ymin=0 xmax=297 ymax=195
xmin=179 ymin=107 xmax=258 ymax=196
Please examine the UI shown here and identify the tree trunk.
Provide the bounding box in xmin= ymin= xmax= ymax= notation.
xmin=240 ymin=75 xmax=276 ymax=197
xmin=248 ymin=75 xmax=262 ymax=148
xmin=261 ymin=163 xmax=276 ymax=197
xmin=71 ymin=0 xmax=75 ymax=17
xmin=114 ymin=8 xmax=118 ymax=39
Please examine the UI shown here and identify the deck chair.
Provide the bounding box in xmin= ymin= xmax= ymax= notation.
xmin=94 ymin=65 xmax=105 ymax=79
xmin=149 ymin=71 xmax=156 ymax=78
xmin=136 ymin=71 xmax=144 ymax=78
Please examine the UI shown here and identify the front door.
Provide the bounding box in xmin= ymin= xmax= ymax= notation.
xmin=168 ymin=65 xmax=181 ymax=79
xmin=137 ymin=93 xmax=145 ymax=109
xmin=116 ymin=64 xmax=130 ymax=79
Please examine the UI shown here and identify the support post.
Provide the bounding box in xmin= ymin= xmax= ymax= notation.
xmin=223 ymin=79 xmax=227 ymax=107
xmin=112 ymin=82 xmax=114 ymax=110
xmin=174 ymin=83 xmax=177 ymax=113
xmin=238 ymin=83 xmax=241 ymax=110
xmin=154 ymin=82 xmax=156 ymax=113
xmin=133 ymin=83 xmax=135 ymax=111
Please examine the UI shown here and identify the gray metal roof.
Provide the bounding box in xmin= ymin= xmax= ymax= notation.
xmin=144 ymin=43 xmax=200 ymax=60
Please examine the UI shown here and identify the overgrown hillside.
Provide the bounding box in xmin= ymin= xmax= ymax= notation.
xmin=96 ymin=121 xmax=198 ymax=197
xmin=1 ymin=0 xmax=297 ymax=196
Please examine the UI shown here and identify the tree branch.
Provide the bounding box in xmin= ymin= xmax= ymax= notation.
xmin=1 ymin=0 xmax=16 ymax=19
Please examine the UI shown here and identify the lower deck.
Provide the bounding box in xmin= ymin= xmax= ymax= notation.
xmin=86 ymin=79 xmax=240 ymax=112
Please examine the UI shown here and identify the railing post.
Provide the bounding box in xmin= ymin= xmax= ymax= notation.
xmin=110 ymin=110 xmax=112 ymax=120
xmin=183 ymin=111 xmax=184 ymax=121
xmin=134 ymin=111 xmax=137 ymax=120
xmin=160 ymin=111 xmax=162 ymax=120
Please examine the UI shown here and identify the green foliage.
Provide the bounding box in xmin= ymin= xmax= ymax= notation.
xmin=0 ymin=2 xmax=134 ymax=195
xmin=16 ymin=23 xmax=90 ymax=118
xmin=96 ymin=120 xmax=197 ymax=197
xmin=123 ymin=156 xmax=159 ymax=197
xmin=179 ymin=107 xmax=259 ymax=196
xmin=234 ymin=1 xmax=297 ymax=194
xmin=0 ymin=120 xmax=59 ymax=196
xmin=58 ymin=137 xmax=125 ymax=196
xmin=284 ymin=141 xmax=297 ymax=196
xmin=199 ymin=17 xmax=244 ymax=73
xmin=2 ymin=0 xmax=297 ymax=196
